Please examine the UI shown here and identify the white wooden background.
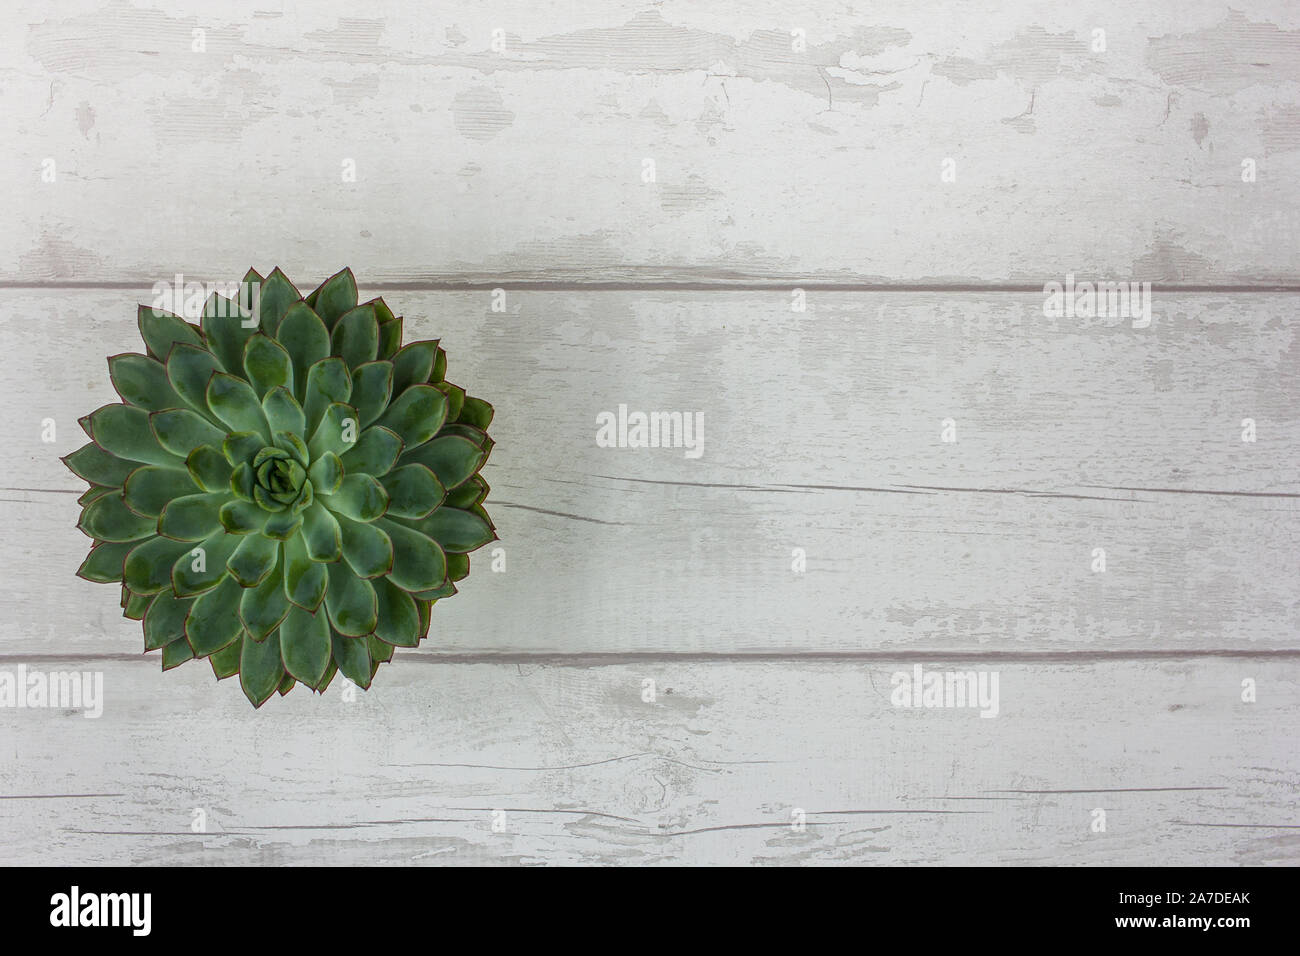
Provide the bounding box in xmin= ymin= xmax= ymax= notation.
xmin=1 ymin=0 xmax=1297 ymax=865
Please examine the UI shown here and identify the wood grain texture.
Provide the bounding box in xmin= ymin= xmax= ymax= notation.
xmin=4 ymin=289 xmax=1296 ymax=656
xmin=3 ymin=1 xmax=1299 ymax=284
xmin=2 ymin=1 xmax=1296 ymax=868
xmin=0 ymin=659 xmax=1294 ymax=865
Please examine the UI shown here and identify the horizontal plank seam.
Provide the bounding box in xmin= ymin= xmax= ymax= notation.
xmin=3 ymin=650 xmax=1299 ymax=665
xmin=5 ymin=280 xmax=1300 ymax=293
xmin=1171 ymin=822 xmax=1300 ymax=829
xmin=0 ymin=793 xmax=125 ymax=800
xmin=986 ymin=787 xmax=1228 ymax=794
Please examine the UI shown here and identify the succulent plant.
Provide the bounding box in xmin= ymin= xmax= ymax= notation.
xmin=64 ymin=268 xmax=496 ymax=706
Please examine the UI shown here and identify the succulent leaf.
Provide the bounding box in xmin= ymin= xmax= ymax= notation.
xmin=202 ymin=293 xmax=256 ymax=373
xmin=320 ymin=474 xmax=388 ymax=522
xmin=392 ymin=341 xmax=439 ymax=395
xmin=375 ymin=384 xmax=448 ymax=448
xmin=378 ymin=464 xmax=445 ymax=519
xmin=307 ymin=268 xmax=358 ymax=329
xmin=308 ymin=402 xmax=359 ymax=461
xmin=324 ymin=562 xmax=378 ymax=637
xmin=372 ymin=577 xmax=420 ymax=647
xmin=138 ymin=305 xmax=202 ymax=361
xmin=401 ymin=435 xmax=483 ymax=490
xmin=240 ymin=551 xmax=290 ymax=640
xmin=185 ymin=447 xmax=233 ymax=493
xmin=331 ymin=304 xmax=379 ymax=370
xmin=340 ymin=426 xmax=402 ymax=477
xmin=445 ymin=475 xmax=489 ymax=510
xmin=80 ymin=492 xmax=156 ymax=542
xmin=143 ymin=589 xmax=193 ymax=650
xmin=124 ymin=536 xmax=194 ymax=594
xmin=240 ymin=628 xmax=285 ymax=707
xmin=349 ymin=361 xmax=394 ymax=427
xmin=300 ymin=502 xmax=343 ymax=562
xmin=446 ymin=552 xmax=470 ymax=582
xmin=110 ymin=354 xmax=184 ymax=411
xmin=378 ymin=518 xmax=447 ymax=592
xmin=151 ymin=408 xmax=227 ymax=459
xmin=224 ymin=432 xmax=265 ymax=469
xmin=276 ymin=303 xmax=331 ymax=401
xmin=331 ymin=629 xmax=372 ymax=688
xmin=207 ymin=372 xmax=272 ymax=442
xmin=256 ymin=269 xmax=301 ymax=335
xmin=78 ymin=485 xmax=115 ymax=507
xmin=244 ymin=334 xmax=295 ymax=397
xmin=185 ymin=575 xmax=244 ymax=657
xmin=412 ymin=507 xmax=496 ymax=554
xmin=123 ymin=465 xmax=200 ymax=517
xmin=85 ymin=404 xmax=177 ymax=468
xmin=161 ymin=636 xmax=195 ymax=670
xmin=433 ymin=380 xmax=465 ymax=422
xmin=219 ymin=498 xmax=267 ymax=534
xmin=335 ymin=513 xmax=393 ymax=579
xmin=123 ymin=588 xmax=153 ymax=621
xmin=171 ymin=530 xmax=240 ymax=596
xmin=376 ymin=313 xmax=403 ymax=360
xmin=166 ymin=344 xmax=225 ymax=421
xmin=64 ymin=442 xmax=137 ymax=487
xmin=282 ymin=533 xmax=327 ymax=610
xmin=262 ymin=386 xmax=306 ymax=438
xmin=209 ymin=638 xmax=244 ymax=680
xmin=302 ymin=358 xmax=351 ymax=434
xmin=306 ymin=453 xmax=343 ymax=495
xmin=457 ymin=396 xmax=495 ymax=431
xmin=78 ymin=540 xmax=133 ymax=584
xmin=227 ymin=533 xmax=279 ymax=587
xmin=158 ymin=492 xmax=226 ymax=541
xmin=263 ymin=509 xmax=305 ymax=540
xmin=279 ymin=604 xmax=331 ymax=685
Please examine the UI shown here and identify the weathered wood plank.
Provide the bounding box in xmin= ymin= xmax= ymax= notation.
xmin=3 ymin=289 xmax=1296 ymax=655
xmin=3 ymin=0 xmax=1296 ymax=873
xmin=3 ymin=2 xmax=1299 ymax=283
xmin=0 ymin=659 xmax=1293 ymax=865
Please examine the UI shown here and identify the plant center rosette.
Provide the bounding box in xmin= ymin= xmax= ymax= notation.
xmin=63 ymin=267 xmax=497 ymax=707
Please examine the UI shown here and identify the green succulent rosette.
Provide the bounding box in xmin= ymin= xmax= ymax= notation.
xmin=64 ymin=268 xmax=496 ymax=706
